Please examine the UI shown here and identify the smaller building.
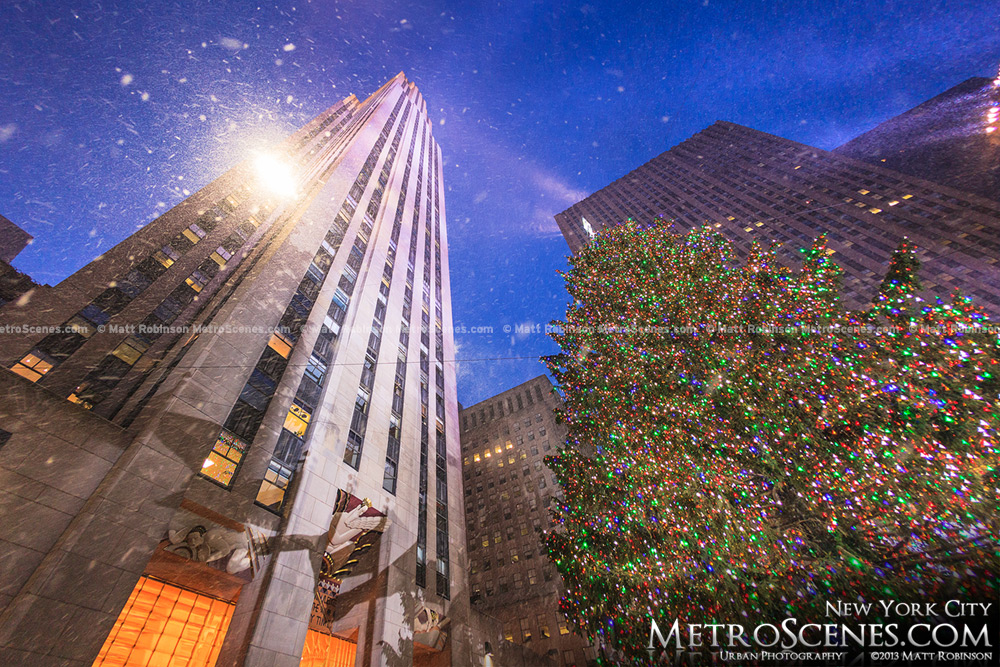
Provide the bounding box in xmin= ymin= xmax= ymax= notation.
xmin=460 ymin=376 xmax=595 ymax=667
xmin=0 ymin=214 xmax=40 ymax=308
xmin=0 ymin=213 xmax=32 ymax=264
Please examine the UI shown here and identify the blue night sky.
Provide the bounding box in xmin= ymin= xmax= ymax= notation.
xmin=1 ymin=0 xmax=997 ymax=405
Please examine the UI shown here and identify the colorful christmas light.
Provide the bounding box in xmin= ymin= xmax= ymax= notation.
xmin=543 ymin=221 xmax=999 ymax=664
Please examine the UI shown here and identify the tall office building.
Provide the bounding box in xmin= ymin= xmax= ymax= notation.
xmin=0 ymin=73 xmax=475 ymax=666
xmin=556 ymin=120 xmax=1000 ymax=315
xmin=459 ymin=376 xmax=595 ymax=667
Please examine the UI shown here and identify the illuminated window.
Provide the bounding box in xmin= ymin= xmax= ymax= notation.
xmin=154 ymin=245 xmax=180 ymax=269
xmin=210 ymin=246 xmax=233 ymax=267
xmin=267 ymin=332 xmax=293 ymax=358
xmin=182 ymin=223 xmax=207 ymax=245
xmin=473 ymin=453 xmax=481 ymax=462
xmin=301 ymin=630 xmax=357 ymax=667
xmin=256 ymin=457 xmax=294 ymax=511
xmin=11 ymin=351 xmax=54 ymax=382
xmin=538 ymin=615 xmax=551 ymax=639
xmin=92 ymin=576 xmax=234 ymax=667
xmin=283 ymin=404 xmax=311 ymax=438
xmin=186 ymin=270 xmax=209 ymax=292
xmin=111 ymin=337 xmax=148 ymax=365
xmin=559 ymin=620 xmax=570 ymax=635
xmin=520 ymin=618 xmax=532 ymax=642
xmin=201 ymin=430 xmax=247 ymax=487
xmin=902 ymin=194 xmax=913 ymax=199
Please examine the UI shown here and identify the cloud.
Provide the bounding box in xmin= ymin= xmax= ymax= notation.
xmin=0 ymin=124 xmax=16 ymax=143
xmin=525 ymin=170 xmax=590 ymax=234
xmin=532 ymin=171 xmax=589 ymax=207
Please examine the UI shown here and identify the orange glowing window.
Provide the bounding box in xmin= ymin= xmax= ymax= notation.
xmin=92 ymin=576 xmax=234 ymax=667
xmin=201 ymin=430 xmax=248 ymax=486
xmin=300 ymin=629 xmax=357 ymax=667
xmin=11 ymin=352 xmax=54 ymax=383
xmin=267 ymin=332 xmax=293 ymax=358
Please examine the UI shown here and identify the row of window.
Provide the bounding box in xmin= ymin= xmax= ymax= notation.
xmin=461 ymin=384 xmax=546 ymax=432
xmin=201 ymin=94 xmax=409 ymax=500
xmin=414 ymin=121 xmax=431 ymax=590
xmin=13 ymin=191 xmax=249 ymax=404
xmin=505 ymin=615 xmax=572 ymax=645
xmin=430 ymin=146 xmax=451 ymax=600
xmin=342 ymin=101 xmax=412 ymax=472
xmin=380 ymin=110 xmax=424 ymax=495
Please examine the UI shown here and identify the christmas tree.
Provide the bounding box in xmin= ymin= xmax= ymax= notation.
xmin=544 ymin=221 xmax=999 ymax=663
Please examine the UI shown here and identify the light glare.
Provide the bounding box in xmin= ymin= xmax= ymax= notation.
xmin=254 ymin=153 xmax=298 ymax=198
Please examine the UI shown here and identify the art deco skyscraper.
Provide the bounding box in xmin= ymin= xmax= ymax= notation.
xmin=556 ymin=119 xmax=1000 ymax=315
xmin=0 ymin=73 xmax=473 ymax=666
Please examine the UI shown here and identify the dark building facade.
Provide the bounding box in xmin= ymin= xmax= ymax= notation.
xmin=0 ymin=214 xmax=33 ymax=265
xmin=0 ymin=214 xmax=40 ymax=309
xmin=460 ymin=376 xmax=595 ymax=667
xmin=555 ymin=119 xmax=1000 ymax=315
xmin=0 ymin=73 xmax=475 ymax=666
xmin=835 ymin=76 xmax=1000 ymax=202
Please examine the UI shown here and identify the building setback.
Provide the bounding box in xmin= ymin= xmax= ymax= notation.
xmin=460 ymin=376 xmax=595 ymax=667
xmin=0 ymin=73 xmax=476 ymax=666
xmin=835 ymin=76 xmax=1000 ymax=203
xmin=555 ymin=119 xmax=1000 ymax=315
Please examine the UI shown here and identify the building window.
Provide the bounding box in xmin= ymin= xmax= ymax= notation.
xmin=92 ymin=576 xmax=234 ymax=667
xmin=11 ymin=351 xmax=55 ymax=382
xmin=201 ymin=430 xmax=249 ymax=487
xmin=520 ymin=618 xmax=532 ymax=643
xmin=538 ymin=615 xmax=550 ymax=639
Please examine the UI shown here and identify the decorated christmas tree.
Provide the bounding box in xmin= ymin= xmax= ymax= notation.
xmin=544 ymin=221 xmax=999 ymax=664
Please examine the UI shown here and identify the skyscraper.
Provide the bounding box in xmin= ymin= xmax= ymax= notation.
xmin=555 ymin=120 xmax=1000 ymax=315
xmin=0 ymin=73 xmax=474 ymax=666
xmin=460 ymin=376 xmax=595 ymax=667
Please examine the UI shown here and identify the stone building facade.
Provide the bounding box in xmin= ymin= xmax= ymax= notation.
xmin=0 ymin=73 xmax=475 ymax=667
xmin=459 ymin=376 xmax=595 ymax=667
